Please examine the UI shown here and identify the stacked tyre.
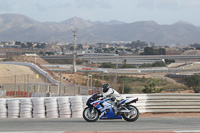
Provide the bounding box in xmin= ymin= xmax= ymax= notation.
xmin=20 ymin=99 xmax=32 ymax=118
xmin=45 ymin=98 xmax=58 ymax=118
xmin=58 ymin=97 xmax=71 ymax=118
xmin=0 ymin=99 xmax=7 ymax=118
xmin=7 ymin=100 xmax=20 ymax=118
xmin=70 ymin=96 xmax=83 ymax=118
xmin=82 ymin=96 xmax=90 ymax=109
xmin=32 ymin=98 xmax=45 ymax=118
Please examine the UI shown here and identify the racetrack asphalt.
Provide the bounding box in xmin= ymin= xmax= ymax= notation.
xmin=0 ymin=117 xmax=200 ymax=133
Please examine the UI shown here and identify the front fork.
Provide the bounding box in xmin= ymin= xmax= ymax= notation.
xmin=89 ymin=106 xmax=95 ymax=113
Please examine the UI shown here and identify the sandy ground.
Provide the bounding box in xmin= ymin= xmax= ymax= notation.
xmin=0 ymin=64 xmax=46 ymax=84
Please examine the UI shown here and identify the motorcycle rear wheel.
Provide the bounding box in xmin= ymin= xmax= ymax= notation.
xmin=83 ymin=107 xmax=99 ymax=122
xmin=121 ymin=105 xmax=139 ymax=122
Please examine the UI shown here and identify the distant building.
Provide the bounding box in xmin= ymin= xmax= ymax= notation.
xmin=83 ymin=43 xmax=90 ymax=49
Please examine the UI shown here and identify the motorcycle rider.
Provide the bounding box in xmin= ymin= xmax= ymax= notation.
xmin=99 ymin=83 xmax=123 ymax=116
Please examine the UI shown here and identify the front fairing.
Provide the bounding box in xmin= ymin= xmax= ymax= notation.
xmin=85 ymin=95 xmax=122 ymax=119
xmin=86 ymin=93 xmax=99 ymax=106
xmin=86 ymin=98 xmax=96 ymax=106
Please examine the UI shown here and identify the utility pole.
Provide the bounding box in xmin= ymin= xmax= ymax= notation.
xmin=71 ymin=27 xmax=77 ymax=95
xmin=114 ymin=54 xmax=119 ymax=89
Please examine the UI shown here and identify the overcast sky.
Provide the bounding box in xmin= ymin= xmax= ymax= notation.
xmin=0 ymin=0 xmax=200 ymax=26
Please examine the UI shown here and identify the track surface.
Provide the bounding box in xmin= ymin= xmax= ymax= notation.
xmin=0 ymin=117 xmax=200 ymax=132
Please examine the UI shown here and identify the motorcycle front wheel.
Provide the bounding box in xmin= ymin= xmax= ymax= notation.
xmin=83 ymin=107 xmax=99 ymax=122
xmin=121 ymin=105 xmax=139 ymax=122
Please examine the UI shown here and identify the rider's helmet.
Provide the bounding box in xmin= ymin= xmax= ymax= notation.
xmin=102 ymin=83 xmax=110 ymax=93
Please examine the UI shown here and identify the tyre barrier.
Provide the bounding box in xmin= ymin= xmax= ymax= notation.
xmin=7 ymin=100 xmax=20 ymax=118
xmin=32 ymin=98 xmax=45 ymax=118
xmin=0 ymin=96 xmax=84 ymax=118
xmin=45 ymin=98 xmax=58 ymax=118
xmin=70 ymin=96 xmax=83 ymax=118
xmin=82 ymin=96 xmax=90 ymax=109
xmin=0 ymin=93 xmax=200 ymax=118
xmin=20 ymin=99 xmax=32 ymax=118
xmin=0 ymin=99 xmax=7 ymax=118
xmin=58 ymin=97 xmax=71 ymax=118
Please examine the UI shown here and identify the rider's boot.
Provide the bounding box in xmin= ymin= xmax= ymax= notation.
xmin=116 ymin=101 xmax=121 ymax=109
xmin=113 ymin=101 xmax=121 ymax=116
xmin=113 ymin=106 xmax=118 ymax=117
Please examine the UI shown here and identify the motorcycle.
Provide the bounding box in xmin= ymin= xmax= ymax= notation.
xmin=83 ymin=93 xmax=139 ymax=122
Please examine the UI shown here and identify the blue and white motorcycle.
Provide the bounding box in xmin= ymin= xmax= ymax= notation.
xmin=83 ymin=93 xmax=139 ymax=122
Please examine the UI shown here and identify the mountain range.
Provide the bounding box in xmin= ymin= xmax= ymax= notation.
xmin=0 ymin=14 xmax=200 ymax=45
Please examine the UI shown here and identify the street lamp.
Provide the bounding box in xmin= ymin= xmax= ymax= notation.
xmin=71 ymin=27 xmax=78 ymax=95
xmin=115 ymin=54 xmax=119 ymax=89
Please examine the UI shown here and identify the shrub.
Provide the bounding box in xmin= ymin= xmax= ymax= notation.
xmin=100 ymin=62 xmax=115 ymax=68
xmin=142 ymin=81 xmax=163 ymax=93
xmin=124 ymin=84 xmax=132 ymax=94
xmin=185 ymin=73 xmax=200 ymax=93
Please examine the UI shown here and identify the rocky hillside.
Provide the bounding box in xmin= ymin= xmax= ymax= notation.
xmin=0 ymin=14 xmax=200 ymax=45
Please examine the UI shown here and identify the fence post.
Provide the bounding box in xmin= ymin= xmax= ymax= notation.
xmin=87 ymin=75 xmax=89 ymax=95
xmin=2 ymin=84 xmax=4 ymax=91
xmin=24 ymin=75 xmax=26 ymax=91
xmin=64 ymin=86 xmax=66 ymax=94
xmin=27 ymin=74 xmax=30 ymax=97
xmin=57 ymin=85 xmax=59 ymax=95
xmin=122 ymin=81 xmax=124 ymax=94
xmin=47 ymin=85 xmax=49 ymax=93
xmin=18 ymin=85 xmax=20 ymax=91
xmin=34 ymin=86 xmax=36 ymax=93
xmin=91 ymin=75 xmax=92 ymax=94
xmin=38 ymin=85 xmax=40 ymax=92
xmin=14 ymin=75 xmax=16 ymax=97
xmin=102 ymin=74 xmax=104 ymax=85
xmin=49 ymin=86 xmax=51 ymax=93
xmin=59 ymin=72 xmax=62 ymax=96
xmin=45 ymin=73 xmax=47 ymax=92
xmin=78 ymin=86 xmax=80 ymax=94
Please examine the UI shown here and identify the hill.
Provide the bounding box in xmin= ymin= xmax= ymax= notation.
xmin=0 ymin=14 xmax=200 ymax=45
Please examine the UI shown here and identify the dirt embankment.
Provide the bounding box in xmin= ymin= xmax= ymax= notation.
xmin=0 ymin=64 xmax=46 ymax=84
xmin=0 ymin=55 xmax=53 ymax=84
xmin=11 ymin=55 xmax=49 ymax=65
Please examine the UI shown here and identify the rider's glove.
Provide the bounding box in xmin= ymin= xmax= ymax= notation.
xmin=111 ymin=96 xmax=116 ymax=101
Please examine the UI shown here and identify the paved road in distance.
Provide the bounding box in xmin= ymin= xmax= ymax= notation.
xmin=0 ymin=117 xmax=200 ymax=132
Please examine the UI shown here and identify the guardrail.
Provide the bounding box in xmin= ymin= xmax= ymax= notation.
xmin=0 ymin=93 xmax=200 ymax=118
xmin=145 ymin=93 xmax=200 ymax=113
xmin=126 ymin=93 xmax=200 ymax=113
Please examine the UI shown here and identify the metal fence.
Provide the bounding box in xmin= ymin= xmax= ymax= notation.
xmin=0 ymin=83 xmax=101 ymax=97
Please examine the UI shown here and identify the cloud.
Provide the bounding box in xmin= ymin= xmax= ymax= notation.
xmin=138 ymin=0 xmax=156 ymax=9
xmin=50 ymin=2 xmax=71 ymax=9
xmin=75 ymin=0 xmax=112 ymax=9
xmin=0 ymin=0 xmax=15 ymax=11
xmin=35 ymin=4 xmax=47 ymax=11
xmin=156 ymin=0 xmax=178 ymax=9
xmin=138 ymin=0 xmax=178 ymax=10
xmin=182 ymin=0 xmax=200 ymax=8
